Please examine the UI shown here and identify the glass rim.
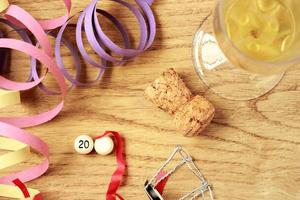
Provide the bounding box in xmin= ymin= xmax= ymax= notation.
xmin=216 ymin=0 xmax=300 ymax=67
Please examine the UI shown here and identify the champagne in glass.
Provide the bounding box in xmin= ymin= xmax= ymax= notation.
xmin=193 ymin=0 xmax=300 ymax=100
xmin=226 ymin=0 xmax=295 ymax=60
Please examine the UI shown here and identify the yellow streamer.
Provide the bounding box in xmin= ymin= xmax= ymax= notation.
xmin=0 ymin=137 xmax=30 ymax=170
xmin=0 ymin=184 xmax=39 ymax=199
xmin=0 ymin=0 xmax=9 ymax=12
xmin=0 ymin=138 xmax=39 ymax=199
xmin=0 ymin=137 xmax=35 ymax=199
xmin=0 ymin=89 xmax=21 ymax=109
xmin=0 ymin=89 xmax=40 ymax=199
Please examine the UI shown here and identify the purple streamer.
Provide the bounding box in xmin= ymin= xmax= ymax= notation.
xmin=1 ymin=0 xmax=156 ymax=93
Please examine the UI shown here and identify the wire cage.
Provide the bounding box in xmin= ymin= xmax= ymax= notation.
xmin=144 ymin=145 xmax=214 ymax=200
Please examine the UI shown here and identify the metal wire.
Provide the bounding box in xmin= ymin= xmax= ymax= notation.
xmin=146 ymin=145 xmax=214 ymax=200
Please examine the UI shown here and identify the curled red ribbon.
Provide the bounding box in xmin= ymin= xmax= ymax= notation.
xmin=13 ymin=179 xmax=30 ymax=198
xmin=0 ymin=0 xmax=156 ymax=198
xmin=95 ymin=131 xmax=126 ymax=200
xmin=13 ymin=178 xmax=43 ymax=200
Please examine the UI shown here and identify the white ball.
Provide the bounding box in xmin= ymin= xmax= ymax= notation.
xmin=94 ymin=136 xmax=114 ymax=155
xmin=74 ymin=135 xmax=94 ymax=155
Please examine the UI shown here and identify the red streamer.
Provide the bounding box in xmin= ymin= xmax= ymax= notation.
xmin=13 ymin=131 xmax=165 ymax=200
xmin=95 ymin=131 xmax=126 ymax=200
xmin=13 ymin=179 xmax=30 ymax=198
xmin=13 ymin=178 xmax=42 ymax=199
xmin=33 ymin=193 xmax=43 ymax=200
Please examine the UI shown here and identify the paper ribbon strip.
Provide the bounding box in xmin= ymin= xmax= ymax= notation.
xmin=48 ymin=0 xmax=156 ymax=89
xmin=75 ymin=0 xmax=155 ymax=64
xmin=94 ymin=131 xmax=166 ymax=200
xmin=0 ymin=18 xmax=23 ymax=110
xmin=0 ymin=5 xmax=68 ymax=128
xmin=0 ymin=0 xmax=156 ymax=199
xmin=13 ymin=179 xmax=43 ymax=200
xmin=0 ymin=2 xmax=66 ymax=184
xmin=0 ymin=179 xmax=42 ymax=199
xmin=0 ymin=183 xmax=39 ymax=199
xmin=1 ymin=0 xmax=71 ymax=30
xmin=1 ymin=0 xmax=156 ymax=92
xmin=95 ymin=131 xmax=126 ymax=200
xmin=13 ymin=179 xmax=30 ymax=198
xmin=0 ymin=122 xmax=49 ymax=199
xmin=37 ymin=0 xmax=71 ymax=30
xmin=0 ymin=89 xmax=20 ymax=109
xmin=0 ymin=137 xmax=30 ymax=170
xmin=0 ymin=4 xmax=67 ymax=200
xmin=0 ymin=124 xmax=50 ymax=187
xmin=0 ymin=0 xmax=9 ymax=12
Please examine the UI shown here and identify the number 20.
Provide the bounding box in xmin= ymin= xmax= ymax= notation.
xmin=79 ymin=140 xmax=89 ymax=149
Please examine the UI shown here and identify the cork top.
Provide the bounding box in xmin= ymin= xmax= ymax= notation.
xmin=174 ymin=95 xmax=215 ymax=136
xmin=144 ymin=68 xmax=192 ymax=115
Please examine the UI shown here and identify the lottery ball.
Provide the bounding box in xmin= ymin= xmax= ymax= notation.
xmin=94 ymin=136 xmax=114 ymax=155
xmin=74 ymin=135 xmax=94 ymax=155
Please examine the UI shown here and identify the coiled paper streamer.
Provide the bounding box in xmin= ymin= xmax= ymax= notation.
xmin=0 ymin=0 xmax=71 ymax=29
xmin=0 ymin=0 xmax=9 ymax=12
xmin=0 ymin=89 xmax=20 ymax=108
xmin=53 ymin=0 xmax=156 ymax=87
xmin=0 ymin=123 xmax=49 ymax=199
xmin=0 ymin=21 xmax=20 ymax=110
xmin=0 ymin=0 xmax=156 ymax=199
xmin=12 ymin=179 xmax=42 ymax=200
xmin=0 ymin=4 xmax=68 ymax=199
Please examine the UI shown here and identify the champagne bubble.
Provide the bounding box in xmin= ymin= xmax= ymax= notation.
xmin=238 ymin=14 xmax=250 ymax=26
xmin=276 ymin=29 xmax=292 ymax=40
xmin=247 ymin=42 xmax=261 ymax=52
xmin=281 ymin=35 xmax=293 ymax=52
xmin=266 ymin=20 xmax=279 ymax=33
xmin=256 ymin=0 xmax=280 ymax=12
xmin=259 ymin=19 xmax=279 ymax=44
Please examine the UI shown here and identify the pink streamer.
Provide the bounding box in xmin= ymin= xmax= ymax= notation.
xmin=0 ymin=0 xmax=156 ymax=199
xmin=0 ymin=1 xmax=71 ymax=198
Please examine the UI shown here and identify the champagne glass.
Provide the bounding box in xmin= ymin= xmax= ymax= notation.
xmin=193 ymin=0 xmax=300 ymax=100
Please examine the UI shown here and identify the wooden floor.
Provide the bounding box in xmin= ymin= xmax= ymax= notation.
xmin=1 ymin=0 xmax=300 ymax=199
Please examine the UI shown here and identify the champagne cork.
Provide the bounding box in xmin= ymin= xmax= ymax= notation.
xmin=145 ymin=68 xmax=215 ymax=136
xmin=144 ymin=68 xmax=192 ymax=115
